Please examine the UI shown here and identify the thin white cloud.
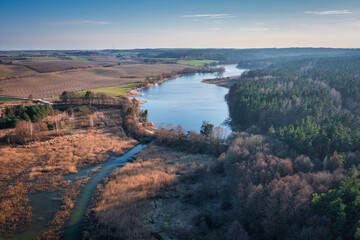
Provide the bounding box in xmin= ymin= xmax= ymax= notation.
xmin=238 ymin=27 xmax=270 ymax=32
xmin=181 ymin=14 xmax=235 ymax=19
xmin=208 ymin=28 xmax=222 ymax=31
xmin=48 ymin=20 xmax=114 ymax=26
xmin=305 ymin=10 xmax=351 ymax=15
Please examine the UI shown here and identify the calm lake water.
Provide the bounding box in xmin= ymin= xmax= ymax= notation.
xmin=135 ymin=64 xmax=245 ymax=132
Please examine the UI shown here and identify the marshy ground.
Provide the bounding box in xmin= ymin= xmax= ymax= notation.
xmin=0 ymin=107 xmax=138 ymax=239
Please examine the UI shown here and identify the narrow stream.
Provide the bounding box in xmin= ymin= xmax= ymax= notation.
xmin=62 ymin=144 xmax=146 ymax=239
xmin=14 ymin=144 xmax=146 ymax=240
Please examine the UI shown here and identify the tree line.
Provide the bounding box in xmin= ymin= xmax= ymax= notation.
xmin=0 ymin=104 xmax=53 ymax=129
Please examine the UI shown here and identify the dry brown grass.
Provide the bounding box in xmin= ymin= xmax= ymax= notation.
xmin=84 ymin=145 xmax=217 ymax=239
xmin=0 ymin=147 xmax=40 ymax=181
xmin=0 ymin=182 xmax=32 ymax=235
xmin=27 ymin=128 xmax=137 ymax=177
xmin=1 ymin=63 xmax=195 ymax=98
xmin=0 ymin=109 xmax=138 ymax=237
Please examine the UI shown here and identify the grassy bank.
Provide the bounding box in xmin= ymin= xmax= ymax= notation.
xmin=0 ymin=97 xmax=22 ymax=102
xmin=78 ymin=84 xmax=137 ymax=97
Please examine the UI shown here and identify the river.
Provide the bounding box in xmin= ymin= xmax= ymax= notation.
xmin=135 ymin=64 xmax=245 ymax=132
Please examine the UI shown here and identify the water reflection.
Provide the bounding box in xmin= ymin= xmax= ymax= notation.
xmin=135 ymin=64 xmax=245 ymax=132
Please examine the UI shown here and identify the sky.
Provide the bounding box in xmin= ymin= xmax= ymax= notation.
xmin=0 ymin=0 xmax=360 ymax=50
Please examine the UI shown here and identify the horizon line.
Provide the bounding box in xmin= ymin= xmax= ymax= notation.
xmin=1 ymin=47 xmax=360 ymax=52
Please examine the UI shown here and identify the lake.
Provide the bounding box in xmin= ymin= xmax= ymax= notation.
xmin=135 ymin=64 xmax=245 ymax=132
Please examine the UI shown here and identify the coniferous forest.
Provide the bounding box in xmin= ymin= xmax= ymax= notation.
xmin=224 ymin=55 xmax=360 ymax=239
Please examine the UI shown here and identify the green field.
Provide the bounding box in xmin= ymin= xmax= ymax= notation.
xmin=118 ymin=51 xmax=139 ymax=55
xmin=78 ymin=84 xmax=137 ymax=97
xmin=177 ymin=60 xmax=219 ymax=66
xmin=0 ymin=97 xmax=22 ymax=102
xmin=69 ymin=56 xmax=88 ymax=61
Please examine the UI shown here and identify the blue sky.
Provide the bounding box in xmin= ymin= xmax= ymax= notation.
xmin=1 ymin=0 xmax=360 ymax=50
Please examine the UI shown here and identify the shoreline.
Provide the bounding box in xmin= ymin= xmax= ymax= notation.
xmin=126 ymin=73 xmax=184 ymax=98
xmin=126 ymin=67 xmax=226 ymax=98
xmin=202 ymin=75 xmax=242 ymax=88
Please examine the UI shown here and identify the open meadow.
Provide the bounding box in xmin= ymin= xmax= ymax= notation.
xmin=78 ymin=84 xmax=138 ymax=97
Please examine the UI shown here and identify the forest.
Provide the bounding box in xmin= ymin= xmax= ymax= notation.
xmin=223 ymin=55 xmax=360 ymax=239
xmin=0 ymin=104 xmax=53 ymax=129
xmin=124 ymin=48 xmax=360 ymax=64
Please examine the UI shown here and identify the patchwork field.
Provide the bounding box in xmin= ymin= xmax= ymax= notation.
xmin=0 ymin=63 xmax=195 ymax=98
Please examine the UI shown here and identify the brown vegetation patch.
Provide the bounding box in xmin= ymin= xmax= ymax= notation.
xmin=0 ymin=182 xmax=32 ymax=236
xmin=0 ymin=64 xmax=37 ymax=78
xmin=84 ymin=145 xmax=217 ymax=239
xmin=0 ymin=107 xmax=138 ymax=237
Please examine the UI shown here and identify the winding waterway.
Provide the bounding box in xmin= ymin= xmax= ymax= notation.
xmin=14 ymin=145 xmax=146 ymax=240
xmin=135 ymin=64 xmax=245 ymax=132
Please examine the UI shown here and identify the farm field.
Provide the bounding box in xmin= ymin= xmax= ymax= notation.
xmin=13 ymin=60 xmax=98 ymax=73
xmin=177 ymin=59 xmax=219 ymax=66
xmin=0 ymin=64 xmax=37 ymax=78
xmin=78 ymin=84 xmax=137 ymax=97
xmin=0 ymin=63 xmax=195 ymax=98
xmin=69 ymin=56 xmax=88 ymax=61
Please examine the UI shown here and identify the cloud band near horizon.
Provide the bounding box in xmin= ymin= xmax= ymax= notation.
xmin=305 ymin=10 xmax=351 ymax=15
